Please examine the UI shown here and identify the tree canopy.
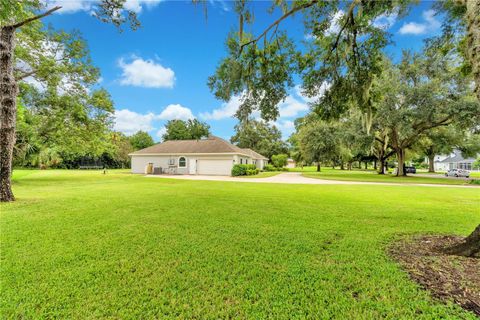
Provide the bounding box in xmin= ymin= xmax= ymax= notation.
xmin=162 ymin=119 xmax=211 ymax=141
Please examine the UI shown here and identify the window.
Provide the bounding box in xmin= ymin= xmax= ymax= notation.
xmin=240 ymin=159 xmax=243 ymax=164
xmin=169 ymin=158 xmax=175 ymax=166
xmin=178 ymin=157 xmax=186 ymax=168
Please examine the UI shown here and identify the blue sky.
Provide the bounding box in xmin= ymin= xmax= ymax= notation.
xmin=42 ymin=0 xmax=443 ymax=142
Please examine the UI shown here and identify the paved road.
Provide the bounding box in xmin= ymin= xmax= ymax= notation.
xmin=147 ymin=172 xmax=478 ymax=188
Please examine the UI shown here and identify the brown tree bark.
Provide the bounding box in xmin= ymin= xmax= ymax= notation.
xmin=444 ymin=224 xmax=480 ymax=258
xmin=0 ymin=26 xmax=16 ymax=202
xmin=316 ymin=163 xmax=321 ymax=172
xmin=428 ymin=154 xmax=435 ymax=173
xmin=0 ymin=6 xmax=61 ymax=202
xmin=395 ymin=148 xmax=406 ymax=176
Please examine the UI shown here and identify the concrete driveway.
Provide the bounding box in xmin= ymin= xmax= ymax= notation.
xmin=146 ymin=172 xmax=477 ymax=188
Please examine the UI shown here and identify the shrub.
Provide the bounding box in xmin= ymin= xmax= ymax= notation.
xmin=232 ymin=164 xmax=259 ymax=176
xmin=271 ymin=154 xmax=288 ymax=169
xmin=232 ymin=164 xmax=247 ymax=176
xmin=264 ymin=164 xmax=276 ymax=172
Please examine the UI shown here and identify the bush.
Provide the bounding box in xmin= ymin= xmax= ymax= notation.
xmin=271 ymin=154 xmax=288 ymax=169
xmin=232 ymin=164 xmax=258 ymax=176
xmin=263 ymin=164 xmax=276 ymax=171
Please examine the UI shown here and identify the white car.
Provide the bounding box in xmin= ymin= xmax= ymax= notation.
xmin=445 ymin=169 xmax=470 ymax=178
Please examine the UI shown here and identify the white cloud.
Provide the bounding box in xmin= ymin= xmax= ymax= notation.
xmin=118 ymin=57 xmax=175 ymax=88
xmin=326 ymin=10 xmax=344 ymax=36
xmin=200 ymin=95 xmax=242 ymax=120
xmin=294 ymin=82 xmax=331 ymax=103
xmin=43 ymin=0 xmax=162 ymax=14
xmin=278 ymin=96 xmax=308 ymax=118
xmin=158 ymin=104 xmax=194 ymax=120
xmin=124 ymin=0 xmax=163 ymax=13
xmin=156 ymin=127 xmax=167 ymax=139
xmin=114 ymin=109 xmax=156 ymax=135
xmin=372 ymin=10 xmax=398 ymax=29
xmin=43 ymin=0 xmax=93 ymax=14
xmin=399 ymin=9 xmax=440 ymax=35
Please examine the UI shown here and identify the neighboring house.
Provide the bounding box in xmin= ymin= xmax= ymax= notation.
xmin=286 ymin=158 xmax=296 ymax=169
xmin=129 ymin=136 xmax=268 ymax=175
xmin=433 ymin=149 xmax=478 ymax=171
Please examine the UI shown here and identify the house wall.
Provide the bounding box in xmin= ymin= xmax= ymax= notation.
xmin=131 ymin=154 xmax=236 ymax=174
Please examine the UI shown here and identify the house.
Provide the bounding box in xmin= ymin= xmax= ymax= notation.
xmin=129 ymin=136 xmax=268 ymax=175
xmin=285 ymin=158 xmax=296 ymax=168
xmin=433 ymin=149 xmax=478 ymax=171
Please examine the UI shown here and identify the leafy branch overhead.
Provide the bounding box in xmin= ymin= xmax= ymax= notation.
xmin=209 ymin=0 xmax=410 ymax=126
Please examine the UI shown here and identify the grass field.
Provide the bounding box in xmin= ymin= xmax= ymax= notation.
xmin=2 ymin=170 xmax=479 ymax=319
xmin=238 ymin=171 xmax=282 ymax=178
xmin=292 ymin=167 xmax=478 ymax=185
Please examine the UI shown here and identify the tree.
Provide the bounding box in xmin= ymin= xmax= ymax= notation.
xmin=297 ymin=120 xmax=340 ymax=172
xmin=271 ymin=154 xmax=288 ymax=169
xmin=230 ymin=119 xmax=288 ymax=159
xmin=0 ymin=0 xmax=138 ymax=202
xmin=374 ymin=47 xmax=480 ymax=176
xmin=162 ymin=119 xmax=210 ymax=141
xmin=128 ymin=131 xmax=154 ymax=150
xmin=417 ymin=127 xmax=463 ymax=173
xmin=209 ymin=1 xmax=410 ymax=129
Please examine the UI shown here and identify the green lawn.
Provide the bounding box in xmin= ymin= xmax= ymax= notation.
xmin=238 ymin=171 xmax=282 ymax=178
xmin=2 ymin=170 xmax=479 ymax=319
xmin=294 ymin=167 xmax=477 ymax=185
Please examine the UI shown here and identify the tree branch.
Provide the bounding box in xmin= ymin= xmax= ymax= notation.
xmin=15 ymin=70 xmax=37 ymax=81
xmin=239 ymin=0 xmax=318 ymax=54
xmin=11 ymin=6 xmax=62 ymax=29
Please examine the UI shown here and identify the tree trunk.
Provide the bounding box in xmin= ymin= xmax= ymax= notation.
xmin=0 ymin=26 xmax=17 ymax=202
xmin=444 ymin=224 xmax=480 ymax=258
xmin=340 ymin=161 xmax=345 ymax=170
xmin=364 ymin=161 xmax=367 ymax=170
xmin=316 ymin=163 xmax=321 ymax=172
xmin=428 ymin=154 xmax=435 ymax=173
xmin=396 ymin=149 xmax=405 ymax=177
xmin=374 ymin=159 xmax=377 ymax=170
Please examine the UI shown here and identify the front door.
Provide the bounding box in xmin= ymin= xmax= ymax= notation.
xmin=189 ymin=158 xmax=197 ymax=174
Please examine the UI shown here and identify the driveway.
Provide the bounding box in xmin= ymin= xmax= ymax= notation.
xmin=146 ymin=172 xmax=477 ymax=188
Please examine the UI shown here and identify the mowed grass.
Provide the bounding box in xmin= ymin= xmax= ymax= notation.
xmin=294 ymin=167 xmax=477 ymax=185
xmin=1 ymin=170 xmax=479 ymax=319
xmin=238 ymin=171 xmax=282 ymax=178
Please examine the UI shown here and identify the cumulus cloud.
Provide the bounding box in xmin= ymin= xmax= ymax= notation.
xmin=200 ymin=95 xmax=242 ymax=120
xmin=118 ymin=57 xmax=175 ymax=88
xmin=156 ymin=127 xmax=167 ymax=139
xmin=372 ymin=10 xmax=398 ymax=29
xmin=43 ymin=0 xmax=93 ymax=13
xmin=326 ymin=10 xmax=344 ymax=36
xmin=278 ymin=96 xmax=308 ymax=118
xmin=42 ymin=0 xmax=162 ymax=14
xmin=113 ymin=109 xmax=156 ymax=135
xmin=294 ymin=82 xmax=331 ymax=103
xmin=124 ymin=0 xmax=163 ymax=13
xmin=158 ymin=104 xmax=194 ymax=120
xmin=399 ymin=9 xmax=440 ymax=35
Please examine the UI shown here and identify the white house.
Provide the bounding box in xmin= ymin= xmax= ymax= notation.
xmin=432 ymin=149 xmax=478 ymax=172
xmin=129 ymin=136 xmax=268 ymax=175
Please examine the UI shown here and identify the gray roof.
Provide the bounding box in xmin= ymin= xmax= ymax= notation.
xmin=241 ymin=148 xmax=269 ymax=160
xmin=130 ymin=136 xmax=267 ymax=159
xmin=439 ymin=151 xmax=476 ymax=163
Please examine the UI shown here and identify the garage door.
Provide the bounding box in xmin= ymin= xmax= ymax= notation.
xmin=197 ymin=159 xmax=232 ymax=175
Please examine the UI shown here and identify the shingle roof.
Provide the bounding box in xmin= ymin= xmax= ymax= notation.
xmin=130 ymin=136 xmax=266 ymax=159
xmin=241 ymin=148 xmax=269 ymax=160
xmin=439 ymin=151 xmax=476 ymax=163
